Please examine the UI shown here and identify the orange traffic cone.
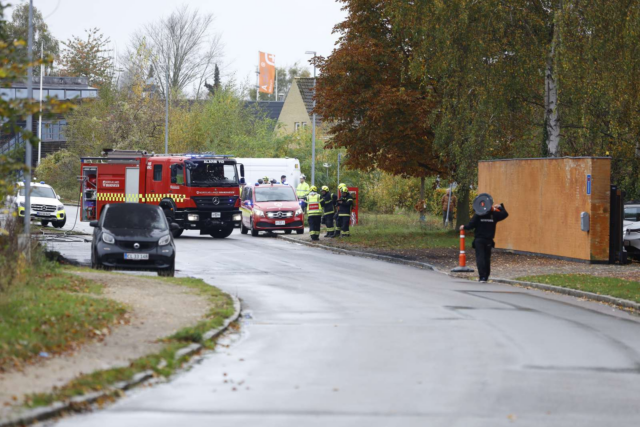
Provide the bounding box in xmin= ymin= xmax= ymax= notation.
xmin=451 ymin=229 xmax=474 ymax=273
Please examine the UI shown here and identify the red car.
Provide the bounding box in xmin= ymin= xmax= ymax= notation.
xmin=240 ymin=184 xmax=305 ymax=236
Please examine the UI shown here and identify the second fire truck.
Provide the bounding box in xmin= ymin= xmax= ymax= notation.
xmin=80 ymin=150 xmax=245 ymax=238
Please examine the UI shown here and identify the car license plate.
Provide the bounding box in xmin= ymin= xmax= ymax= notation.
xmin=125 ymin=253 xmax=149 ymax=260
xmin=275 ymin=220 xmax=285 ymax=226
xmin=36 ymin=212 xmax=49 ymax=216
xmin=211 ymin=212 xmax=221 ymax=218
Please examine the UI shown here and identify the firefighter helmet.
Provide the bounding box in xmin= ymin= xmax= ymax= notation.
xmin=310 ymin=185 xmax=318 ymax=192
xmin=321 ymin=185 xmax=329 ymax=192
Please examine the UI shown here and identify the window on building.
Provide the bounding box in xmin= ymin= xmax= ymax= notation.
xmin=302 ymin=122 xmax=308 ymax=129
xmin=82 ymin=90 xmax=97 ymax=98
xmin=153 ymin=164 xmax=163 ymax=181
xmin=65 ymin=90 xmax=81 ymax=99
xmin=294 ymin=122 xmax=300 ymax=131
xmin=49 ymin=89 xmax=64 ymax=99
xmin=15 ymin=88 xmax=27 ymax=99
xmin=0 ymin=88 xmax=15 ymax=100
xmin=43 ymin=123 xmax=54 ymax=141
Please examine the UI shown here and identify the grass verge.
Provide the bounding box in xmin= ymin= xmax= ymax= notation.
xmin=516 ymin=274 xmax=640 ymax=303
xmin=0 ymin=271 xmax=127 ymax=373
xmin=25 ymin=268 xmax=235 ymax=408
xmin=325 ymin=212 xmax=464 ymax=250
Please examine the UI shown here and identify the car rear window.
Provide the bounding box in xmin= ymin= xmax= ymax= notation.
xmin=255 ymin=186 xmax=297 ymax=202
xmin=103 ymin=204 xmax=168 ymax=230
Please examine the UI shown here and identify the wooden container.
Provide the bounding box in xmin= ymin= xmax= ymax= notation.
xmin=478 ymin=157 xmax=611 ymax=262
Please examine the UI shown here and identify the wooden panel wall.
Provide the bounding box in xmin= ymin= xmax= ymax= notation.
xmin=478 ymin=158 xmax=610 ymax=262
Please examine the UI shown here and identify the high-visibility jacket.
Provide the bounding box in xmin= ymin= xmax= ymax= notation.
xmin=306 ymin=193 xmax=323 ymax=216
xmin=296 ymin=182 xmax=310 ymax=199
xmin=337 ymin=192 xmax=353 ymax=216
xmin=320 ymin=192 xmax=337 ymax=215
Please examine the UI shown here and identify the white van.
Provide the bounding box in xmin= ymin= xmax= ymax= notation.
xmin=236 ymin=158 xmax=302 ymax=189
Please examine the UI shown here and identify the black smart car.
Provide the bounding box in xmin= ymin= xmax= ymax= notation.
xmin=90 ymin=203 xmax=177 ymax=276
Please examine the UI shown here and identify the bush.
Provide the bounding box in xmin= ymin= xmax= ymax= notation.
xmin=35 ymin=150 xmax=81 ymax=201
xmin=0 ymin=215 xmax=49 ymax=293
xmin=426 ymin=188 xmax=477 ymax=216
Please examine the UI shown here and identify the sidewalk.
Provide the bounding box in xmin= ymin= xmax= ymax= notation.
xmin=284 ymin=232 xmax=640 ymax=281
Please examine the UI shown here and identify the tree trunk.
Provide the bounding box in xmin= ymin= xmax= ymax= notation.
xmin=456 ymin=186 xmax=470 ymax=229
xmin=419 ymin=176 xmax=425 ymax=222
xmin=545 ymin=10 xmax=562 ymax=156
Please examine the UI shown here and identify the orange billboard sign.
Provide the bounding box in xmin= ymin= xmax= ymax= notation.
xmin=259 ymin=52 xmax=276 ymax=94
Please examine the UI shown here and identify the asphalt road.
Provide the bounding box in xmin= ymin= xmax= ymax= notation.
xmin=50 ymin=213 xmax=640 ymax=427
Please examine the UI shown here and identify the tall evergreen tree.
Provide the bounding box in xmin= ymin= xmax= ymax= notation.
xmin=6 ymin=1 xmax=59 ymax=75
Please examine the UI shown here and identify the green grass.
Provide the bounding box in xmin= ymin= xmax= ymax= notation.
xmin=333 ymin=212 xmax=464 ymax=250
xmin=516 ymin=274 xmax=640 ymax=303
xmin=25 ymin=269 xmax=235 ymax=408
xmin=0 ymin=271 xmax=127 ymax=372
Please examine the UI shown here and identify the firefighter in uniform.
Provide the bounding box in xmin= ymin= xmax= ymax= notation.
xmin=460 ymin=202 xmax=509 ymax=282
xmin=335 ymin=184 xmax=353 ymax=238
xmin=306 ymin=186 xmax=323 ymax=241
xmin=320 ymin=185 xmax=337 ymax=238
xmin=296 ymin=174 xmax=310 ymax=211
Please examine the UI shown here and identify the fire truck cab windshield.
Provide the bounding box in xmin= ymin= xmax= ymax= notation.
xmin=180 ymin=160 xmax=238 ymax=187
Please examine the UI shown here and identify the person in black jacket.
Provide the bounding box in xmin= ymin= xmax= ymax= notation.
xmin=460 ymin=203 xmax=508 ymax=282
xmin=320 ymin=185 xmax=337 ymax=238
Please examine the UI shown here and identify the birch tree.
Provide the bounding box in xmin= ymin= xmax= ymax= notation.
xmin=128 ymin=5 xmax=224 ymax=98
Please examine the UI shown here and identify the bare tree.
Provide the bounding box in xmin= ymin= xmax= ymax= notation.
xmin=129 ymin=5 xmax=224 ymax=98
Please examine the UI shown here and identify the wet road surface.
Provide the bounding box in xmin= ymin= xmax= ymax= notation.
xmin=50 ymin=221 xmax=640 ymax=427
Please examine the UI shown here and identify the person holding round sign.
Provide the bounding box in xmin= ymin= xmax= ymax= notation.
xmin=460 ymin=193 xmax=509 ymax=283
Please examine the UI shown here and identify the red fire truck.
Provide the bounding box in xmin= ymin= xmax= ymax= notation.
xmin=80 ymin=150 xmax=245 ymax=238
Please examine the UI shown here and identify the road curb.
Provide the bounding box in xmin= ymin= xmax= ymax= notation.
xmin=277 ymin=235 xmax=640 ymax=315
xmin=277 ymin=235 xmax=441 ymax=272
xmin=0 ymin=295 xmax=242 ymax=427
xmin=488 ymin=278 xmax=640 ymax=313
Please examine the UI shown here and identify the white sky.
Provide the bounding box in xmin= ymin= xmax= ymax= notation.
xmin=9 ymin=0 xmax=346 ymax=84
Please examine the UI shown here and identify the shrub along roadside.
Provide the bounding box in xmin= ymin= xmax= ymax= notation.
xmin=0 ymin=270 xmax=127 ymax=373
xmin=24 ymin=268 xmax=235 ymax=408
xmin=516 ymin=274 xmax=640 ymax=304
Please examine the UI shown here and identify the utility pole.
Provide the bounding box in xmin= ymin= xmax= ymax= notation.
xmin=37 ymin=42 xmax=43 ymax=165
xmin=305 ymin=51 xmax=317 ymax=186
xmin=24 ymin=0 xmax=34 ymax=240
xmin=165 ymin=68 xmax=169 ymax=154
xmin=255 ymin=62 xmax=259 ymax=101
xmin=337 ymin=153 xmax=341 ymax=190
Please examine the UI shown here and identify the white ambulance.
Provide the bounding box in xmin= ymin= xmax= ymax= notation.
xmin=236 ymin=158 xmax=302 ymax=188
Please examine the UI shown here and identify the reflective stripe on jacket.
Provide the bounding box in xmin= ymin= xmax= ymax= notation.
xmin=321 ymin=192 xmax=336 ymax=215
xmin=337 ymin=192 xmax=353 ymax=216
xmin=306 ymin=193 xmax=323 ymax=216
xmin=296 ymin=182 xmax=310 ymax=198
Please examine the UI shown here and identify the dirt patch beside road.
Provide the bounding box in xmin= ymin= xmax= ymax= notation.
xmin=0 ymin=271 xmax=211 ymax=417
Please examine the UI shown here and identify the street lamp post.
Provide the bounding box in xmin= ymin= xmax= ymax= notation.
xmin=24 ymin=0 xmax=34 ymax=241
xmin=305 ymin=51 xmax=317 ymax=186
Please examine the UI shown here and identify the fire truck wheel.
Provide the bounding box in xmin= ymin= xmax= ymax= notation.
xmin=250 ymin=219 xmax=259 ymax=237
xmin=296 ymin=228 xmax=304 ymax=235
xmin=240 ymin=221 xmax=249 ymax=235
xmin=40 ymin=220 xmax=50 ymax=227
xmin=284 ymin=230 xmax=292 ymax=235
xmin=210 ymin=225 xmax=234 ymax=239
xmin=171 ymin=227 xmax=183 ymax=238
xmin=158 ymin=262 xmax=175 ymax=277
